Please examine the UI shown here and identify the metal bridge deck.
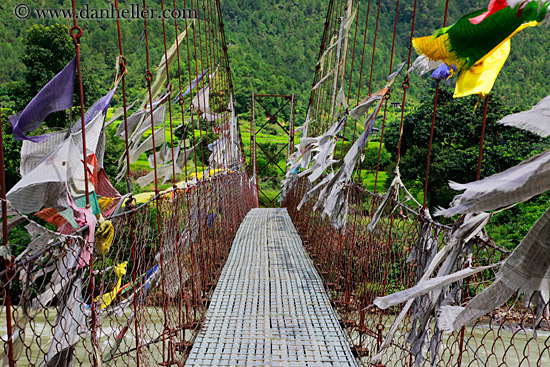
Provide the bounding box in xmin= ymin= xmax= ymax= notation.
xmin=185 ymin=208 xmax=358 ymax=366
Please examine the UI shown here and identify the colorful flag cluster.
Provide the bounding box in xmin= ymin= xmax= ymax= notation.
xmin=413 ymin=1 xmax=548 ymax=98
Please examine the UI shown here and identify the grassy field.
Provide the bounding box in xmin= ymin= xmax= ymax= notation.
xmin=239 ymin=117 xmax=399 ymax=205
xmin=107 ymin=107 xmax=402 ymax=202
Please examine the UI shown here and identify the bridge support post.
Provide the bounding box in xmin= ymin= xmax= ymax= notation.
xmin=250 ymin=94 xmax=296 ymax=207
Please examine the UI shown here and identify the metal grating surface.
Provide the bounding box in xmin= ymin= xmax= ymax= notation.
xmin=185 ymin=208 xmax=358 ymax=366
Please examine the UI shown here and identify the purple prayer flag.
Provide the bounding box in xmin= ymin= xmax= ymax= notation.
xmin=431 ymin=63 xmax=457 ymax=83
xmin=9 ymin=57 xmax=76 ymax=142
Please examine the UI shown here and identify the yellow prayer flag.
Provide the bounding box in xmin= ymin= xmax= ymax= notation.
xmin=95 ymin=261 xmax=128 ymax=309
xmin=95 ymin=219 xmax=115 ymax=255
xmin=453 ymin=39 xmax=510 ymax=99
xmin=454 ymin=21 xmax=539 ymax=98
xmin=412 ymin=33 xmax=454 ymax=66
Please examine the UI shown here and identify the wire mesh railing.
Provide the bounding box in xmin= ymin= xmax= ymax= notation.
xmin=284 ymin=177 xmax=550 ymax=366
xmin=0 ymin=0 xmax=259 ymax=365
xmin=0 ymin=171 xmax=256 ymax=366
xmin=282 ymin=0 xmax=550 ymax=365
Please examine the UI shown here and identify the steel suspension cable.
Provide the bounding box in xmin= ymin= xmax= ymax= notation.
xmin=396 ymin=0 xmax=418 ymax=167
xmin=309 ymin=0 xmax=335 ymax=135
xmin=346 ymin=0 xmax=362 ymax=103
xmin=372 ymin=0 xmax=401 ymax=194
xmin=112 ymin=0 xmax=142 ymax=364
xmin=339 ymin=0 xmax=363 ymax=165
xmin=68 ymin=1 xmax=97 ymax=364
xmin=190 ymin=1 xmax=208 ymax=173
xmin=351 ymin=0 xmax=372 ymax=183
xmin=172 ymin=0 xmax=190 ymax=182
xmin=159 ymin=0 xmax=191 ymax=356
xmin=316 ymin=0 xmax=339 ymax=134
xmin=367 ymin=0 xmax=382 ymax=96
xmin=182 ymin=0 xmax=201 ymax=179
xmin=170 ymin=0 xmax=197 ymax=328
xmin=206 ymin=0 xmax=222 ymax=282
xmin=324 ymin=0 xmax=345 ymax=132
xmin=375 ymin=0 xmax=402 ymax=333
xmin=159 ymin=0 xmax=178 ymax=187
xmin=207 ymin=0 xmax=225 ymax=174
xmin=0 ymin=108 xmax=15 ymax=367
xmin=202 ymin=0 xmax=220 ymax=286
xmin=356 ymin=0 xmax=371 ymax=104
xmin=424 ymin=0 xmax=450 ymax=208
xmin=182 ymin=0 xmax=207 ymax=311
xmin=195 ymin=0 xmax=218 ymax=289
xmin=477 ymin=96 xmax=490 ymax=180
xmin=356 ymin=0 xmax=381 ymax=183
xmin=140 ymin=0 xmax=170 ymax=362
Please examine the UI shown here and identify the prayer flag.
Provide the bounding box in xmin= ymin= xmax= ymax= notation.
xmin=9 ymin=58 xmax=76 ymax=142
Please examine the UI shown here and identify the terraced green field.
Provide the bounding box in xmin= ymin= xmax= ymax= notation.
xmin=106 ymin=107 xmax=404 ymax=204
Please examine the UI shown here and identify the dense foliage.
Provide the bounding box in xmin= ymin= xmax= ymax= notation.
xmin=1 ymin=0 xmax=549 ymax=115
xmin=8 ymin=24 xmax=100 ymax=128
xmin=1 ymin=0 xmax=549 ymax=246
xmin=385 ymin=88 xmax=547 ymax=209
xmin=1 ymin=112 xmax=22 ymax=189
xmin=384 ymin=88 xmax=550 ymax=247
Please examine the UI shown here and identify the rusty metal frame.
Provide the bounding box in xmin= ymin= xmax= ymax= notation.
xmin=250 ymin=94 xmax=296 ymax=208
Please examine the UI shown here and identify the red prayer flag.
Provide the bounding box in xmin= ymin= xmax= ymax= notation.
xmin=470 ymin=0 xmax=510 ymax=24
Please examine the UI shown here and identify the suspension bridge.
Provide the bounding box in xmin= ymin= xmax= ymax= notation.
xmin=2 ymin=0 xmax=550 ymax=366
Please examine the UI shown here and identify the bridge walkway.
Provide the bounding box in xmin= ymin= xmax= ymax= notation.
xmin=185 ymin=208 xmax=358 ymax=366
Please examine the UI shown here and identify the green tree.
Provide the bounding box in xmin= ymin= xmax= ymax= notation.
xmin=384 ymin=88 xmax=548 ymax=210
xmin=9 ymin=23 xmax=99 ymax=129
xmin=1 ymin=108 xmax=22 ymax=190
xmin=104 ymin=126 xmax=126 ymax=183
xmin=2 ymin=24 xmax=105 ymax=191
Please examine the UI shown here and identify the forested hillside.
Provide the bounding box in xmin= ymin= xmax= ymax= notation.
xmin=1 ymin=0 xmax=549 ymax=116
